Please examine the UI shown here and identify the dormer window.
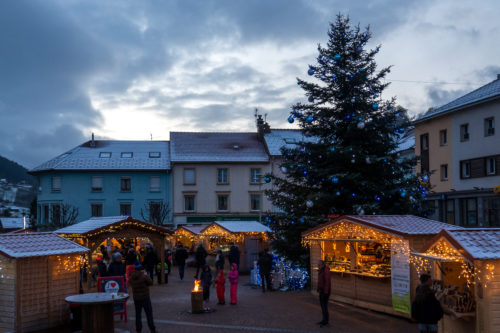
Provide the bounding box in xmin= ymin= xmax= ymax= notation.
xmin=121 ymin=152 xmax=133 ymax=158
xmin=99 ymin=152 xmax=111 ymax=158
xmin=284 ymin=138 xmax=297 ymax=144
xmin=149 ymin=152 xmax=161 ymax=158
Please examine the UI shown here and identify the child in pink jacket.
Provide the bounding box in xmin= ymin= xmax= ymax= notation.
xmin=228 ymin=263 xmax=239 ymax=305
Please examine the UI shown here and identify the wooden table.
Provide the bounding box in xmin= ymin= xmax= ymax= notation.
xmin=65 ymin=292 xmax=129 ymax=333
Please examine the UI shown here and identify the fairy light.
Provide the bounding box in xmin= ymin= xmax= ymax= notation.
xmin=303 ymin=221 xmax=393 ymax=246
xmin=53 ymin=254 xmax=87 ymax=276
xmin=200 ymin=224 xmax=270 ymax=244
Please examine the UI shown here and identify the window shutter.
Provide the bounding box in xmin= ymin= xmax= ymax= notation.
xmin=470 ymin=158 xmax=485 ymax=178
xmin=52 ymin=177 xmax=61 ymax=191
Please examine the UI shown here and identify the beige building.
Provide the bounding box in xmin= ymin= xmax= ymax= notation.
xmin=414 ymin=75 xmax=500 ymax=227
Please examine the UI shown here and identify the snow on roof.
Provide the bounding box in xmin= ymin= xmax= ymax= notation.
xmin=0 ymin=232 xmax=88 ymax=258
xmin=442 ymin=229 xmax=500 ymax=260
xmin=263 ymin=129 xmax=307 ymax=156
xmin=30 ymin=140 xmax=170 ymax=172
xmin=303 ymin=215 xmax=462 ymax=237
xmin=205 ymin=221 xmax=272 ymax=233
xmin=177 ymin=225 xmax=205 ymax=235
xmin=56 ymin=216 xmax=172 ymax=235
xmin=170 ymin=132 xmax=269 ymax=162
xmin=0 ymin=217 xmax=28 ymax=229
xmin=415 ymin=78 xmax=500 ymax=123
xmin=394 ymin=129 xmax=415 ymax=153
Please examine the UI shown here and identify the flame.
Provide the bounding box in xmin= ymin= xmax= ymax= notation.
xmin=193 ymin=280 xmax=201 ymax=292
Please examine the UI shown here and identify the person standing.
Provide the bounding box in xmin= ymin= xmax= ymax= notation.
xmin=411 ymin=274 xmax=443 ymax=333
xmin=228 ymin=243 xmax=240 ymax=269
xmin=257 ymin=249 xmax=273 ymax=292
xmin=228 ymin=263 xmax=239 ymax=305
xmin=317 ymin=260 xmax=331 ymax=327
xmin=107 ymin=252 xmax=125 ymax=277
xmin=144 ymin=244 xmax=158 ymax=282
xmin=125 ymin=247 xmax=137 ymax=284
xmin=129 ymin=262 xmax=156 ymax=333
xmin=215 ymin=250 xmax=225 ymax=271
xmin=200 ymin=264 xmax=212 ymax=310
xmin=194 ymin=243 xmax=207 ymax=279
xmin=175 ymin=243 xmax=188 ymax=280
xmin=214 ymin=269 xmax=226 ymax=305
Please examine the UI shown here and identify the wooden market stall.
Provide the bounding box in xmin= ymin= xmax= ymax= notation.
xmin=412 ymin=228 xmax=500 ymax=333
xmin=56 ymin=216 xmax=172 ymax=284
xmin=0 ymin=232 xmax=89 ymax=332
xmin=173 ymin=225 xmax=204 ymax=249
xmin=200 ymin=221 xmax=272 ymax=272
xmin=302 ymin=215 xmax=461 ymax=318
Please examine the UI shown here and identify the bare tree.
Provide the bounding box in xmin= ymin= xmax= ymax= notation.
xmin=44 ymin=203 xmax=79 ymax=231
xmin=140 ymin=201 xmax=170 ymax=226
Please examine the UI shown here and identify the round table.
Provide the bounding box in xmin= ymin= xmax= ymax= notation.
xmin=65 ymin=292 xmax=129 ymax=333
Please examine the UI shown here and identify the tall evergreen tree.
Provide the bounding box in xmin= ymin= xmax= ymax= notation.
xmin=265 ymin=15 xmax=429 ymax=264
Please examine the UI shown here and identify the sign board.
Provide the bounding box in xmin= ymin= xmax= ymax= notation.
xmin=391 ymin=239 xmax=411 ymax=314
xmin=97 ymin=276 xmax=127 ymax=320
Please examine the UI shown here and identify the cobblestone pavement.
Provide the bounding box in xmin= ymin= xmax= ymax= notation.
xmin=114 ymin=267 xmax=416 ymax=333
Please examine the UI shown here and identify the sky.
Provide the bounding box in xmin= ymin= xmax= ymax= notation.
xmin=0 ymin=0 xmax=499 ymax=168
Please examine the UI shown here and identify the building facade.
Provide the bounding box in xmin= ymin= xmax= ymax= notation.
xmin=414 ymin=76 xmax=500 ymax=227
xmin=30 ymin=140 xmax=172 ymax=225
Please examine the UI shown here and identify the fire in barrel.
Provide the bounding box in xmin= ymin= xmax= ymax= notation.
xmin=191 ymin=280 xmax=203 ymax=313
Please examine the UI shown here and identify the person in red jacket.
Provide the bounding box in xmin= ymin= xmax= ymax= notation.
xmin=317 ymin=260 xmax=331 ymax=327
xmin=214 ymin=269 xmax=226 ymax=305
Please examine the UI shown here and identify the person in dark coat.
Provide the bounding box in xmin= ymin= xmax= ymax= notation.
xmin=129 ymin=262 xmax=156 ymax=333
xmin=194 ymin=243 xmax=207 ymax=279
xmin=317 ymin=260 xmax=331 ymax=327
xmin=125 ymin=247 xmax=138 ymax=283
xmin=96 ymin=256 xmax=108 ymax=277
xmin=215 ymin=250 xmax=225 ymax=271
xmin=228 ymin=243 xmax=240 ymax=269
xmin=144 ymin=244 xmax=158 ymax=282
xmin=107 ymin=252 xmax=125 ymax=277
xmin=199 ymin=264 xmax=212 ymax=309
xmin=257 ymin=249 xmax=273 ymax=292
xmin=411 ymin=274 xmax=443 ymax=333
xmin=175 ymin=243 xmax=188 ymax=280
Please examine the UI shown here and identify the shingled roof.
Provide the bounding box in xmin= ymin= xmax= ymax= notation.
xmin=0 ymin=232 xmax=88 ymax=259
xmin=170 ymin=132 xmax=268 ymax=162
xmin=415 ymin=77 xmax=500 ymax=123
xmin=263 ymin=129 xmax=307 ymax=156
xmin=30 ymin=140 xmax=170 ymax=173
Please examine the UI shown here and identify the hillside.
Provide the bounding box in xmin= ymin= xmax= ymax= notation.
xmin=0 ymin=155 xmax=36 ymax=185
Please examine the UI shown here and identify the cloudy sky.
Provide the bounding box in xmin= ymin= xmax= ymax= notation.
xmin=1 ymin=0 xmax=499 ymax=168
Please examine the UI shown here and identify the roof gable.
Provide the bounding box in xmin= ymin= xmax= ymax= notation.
xmin=201 ymin=221 xmax=271 ymax=234
xmin=0 ymin=232 xmax=88 ymax=258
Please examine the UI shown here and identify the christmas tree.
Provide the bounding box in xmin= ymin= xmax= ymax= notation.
xmin=265 ymin=15 xmax=429 ymax=264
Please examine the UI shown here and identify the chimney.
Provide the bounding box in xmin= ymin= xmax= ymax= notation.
xmin=90 ymin=132 xmax=96 ymax=148
xmin=255 ymin=112 xmax=271 ymax=141
xmin=497 ymin=74 xmax=500 ymax=80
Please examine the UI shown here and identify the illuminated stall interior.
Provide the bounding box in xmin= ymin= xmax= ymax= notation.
xmin=302 ymin=215 xmax=461 ymax=317
xmin=173 ymin=225 xmax=204 ymax=249
xmin=56 ymin=216 xmax=172 ymax=285
xmin=411 ymin=229 xmax=500 ymax=333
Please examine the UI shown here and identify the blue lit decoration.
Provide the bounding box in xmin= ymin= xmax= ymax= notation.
xmin=306 ymin=116 xmax=314 ymax=123
xmin=287 ymin=116 xmax=294 ymax=124
xmin=252 ymin=256 xmax=309 ymax=291
xmin=308 ymin=67 xmax=315 ymax=76
xmin=372 ymin=103 xmax=378 ymax=110
xmin=264 ymin=176 xmax=271 ymax=183
xmin=331 ymin=176 xmax=339 ymax=183
xmin=308 ymin=96 xmax=314 ymax=103
xmin=333 ymin=54 xmax=341 ymax=61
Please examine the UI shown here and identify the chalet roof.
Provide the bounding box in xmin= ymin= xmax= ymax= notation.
xmin=30 ymin=140 xmax=170 ymax=173
xmin=0 ymin=232 xmax=88 ymax=259
xmin=170 ymin=132 xmax=268 ymax=163
xmin=55 ymin=216 xmax=172 ymax=236
xmin=175 ymin=225 xmax=205 ymax=235
xmin=0 ymin=217 xmax=28 ymax=229
xmin=415 ymin=77 xmax=500 ymax=123
xmin=302 ymin=215 xmax=462 ymax=238
xmin=202 ymin=221 xmax=272 ymax=234
xmin=426 ymin=229 xmax=500 ymax=261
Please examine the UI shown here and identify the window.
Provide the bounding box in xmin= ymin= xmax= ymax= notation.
xmin=150 ymin=176 xmax=161 ymax=192
xmin=485 ymin=117 xmax=495 ymax=136
xmin=487 ymin=157 xmax=496 ymax=175
xmin=91 ymin=203 xmax=103 ymax=217
xmin=250 ymin=194 xmax=261 ymax=211
xmin=120 ymin=177 xmax=131 ymax=191
xmin=149 ymin=152 xmax=161 ymax=158
xmin=91 ymin=176 xmax=103 ymax=192
xmin=420 ymin=134 xmax=429 ymax=151
xmin=99 ymin=152 xmax=111 ymax=158
xmin=445 ymin=200 xmax=455 ymax=224
xmin=184 ymin=168 xmax=196 ymax=185
xmin=439 ymin=129 xmax=447 ymax=146
xmin=217 ymin=194 xmax=229 ymax=211
xmin=460 ymin=124 xmax=469 ymax=141
xmin=51 ymin=204 xmax=61 ymax=223
xmin=461 ymin=198 xmax=477 ymax=226
xmin=250 ymin=168 xmax=261 ymax=183
xmin=121 ymin=152 xmax=133 ymax=158
xmin=149 ymin=202 xmax=162 ymax=223
xmin=440 ymin=164 xmax=448 ymax=181
xmin=217 ymin=168 xmax=228 ymax=184
xmin=43 ymin=204 xmax=49 ymax=223
xmin=484 ymin=197 xmax=500 ymax=227
xmin=184 ymin=195 xmax=195 ymax=212
xmin=461 ymin=161 xmax=471 ymax=178
xmin=51 ymin=176 xmax=61 ymax=192
xmin=120 ymin=203 xmax=131 ymax=216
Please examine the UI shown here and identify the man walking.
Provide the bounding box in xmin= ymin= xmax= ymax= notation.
xmin=194 ymin=243 xmax=207 ymax=279
xmin=317 ymin=260 xmax=331 ymax=328
xmin=257 ymin=249 xmax=273 ymax=292
xmin=411 ymin=274 xmax=443 ymax=333
xmin=129 ymin=262 xmax=156 ymax=333
xmin=175 ymin=243 xmax=188 ymax=280
xmin=144 ymin=244 xmax=158 ymax=282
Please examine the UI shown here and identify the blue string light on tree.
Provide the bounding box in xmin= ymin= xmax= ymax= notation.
xmin=308 ymin=67 xmax=315 ymax=76
xmin=287 ymin=116 xmax=294 ymax=124
xmin=306 ymin=116 xmax=314 ymax=123
xmin=333 ymin=54 xmax=341 ymax=61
